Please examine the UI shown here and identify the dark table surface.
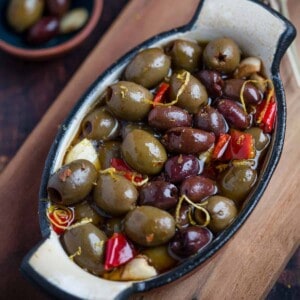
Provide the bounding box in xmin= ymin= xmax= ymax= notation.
xmin=0 ymin=0 xmax=299 ymax=299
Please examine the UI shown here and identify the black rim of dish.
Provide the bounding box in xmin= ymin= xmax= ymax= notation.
xmin=25 ymin=0 xmax=296 ymax=298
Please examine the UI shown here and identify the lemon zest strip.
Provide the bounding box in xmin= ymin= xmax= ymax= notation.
xmin=239 ymin=79 xmax=274 ymax=115
xmin=175 ymin=194 xmax=210 ymax=228
xmin=143 ymin=71 xmax=190 ymax=107
xmin=69 ymin=247 xmax=82 ymax=261
xmin=66 ymin=218 xmax=93 ymax=230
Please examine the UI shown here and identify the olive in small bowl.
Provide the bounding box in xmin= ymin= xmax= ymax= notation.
xmin=0 ymin=0 xmax=103 ymax=60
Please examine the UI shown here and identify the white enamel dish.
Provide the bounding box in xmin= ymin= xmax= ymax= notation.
xmin=21 ymin=0 xmax=296 ymax=299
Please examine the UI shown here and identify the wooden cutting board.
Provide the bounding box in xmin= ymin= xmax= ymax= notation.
xmin=0 ymin=0 xmax=299 ymax=299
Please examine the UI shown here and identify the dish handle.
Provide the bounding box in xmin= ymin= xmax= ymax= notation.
xmin=20 ymin=233 xmax=134 ymax=300
xmin=189 ymin=0 xmax=296 ymax=75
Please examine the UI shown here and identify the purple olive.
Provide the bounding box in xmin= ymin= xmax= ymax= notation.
xmin=216 ymin=99 xmax=251 ymax=130
xmin=180 ymin=176 xmax=217 ymax=202
xmin=165 ymin=154 xmax=200 ymax=183
xmin=46 ymin=0 xmax=70 ymax=17
xmin=148 ymin=106 xmax=192 ymax=131
xmin=27 ymin=16 xmax=59 ymax=45
xmin=162 ymin=127 xmax=215 ymax=154
xmin=194 ymin=105 xmax=228 ymax=137
xmin=169 ymin=226 xmax=213 ymax=258
xmin=195 ymin=70 xmax=224 ymax=98
xmin=139 ymin=181 xmax=178 ymax=210
xmin=224 ymin=79 xmax=263 ymax=105
xmin=172 ymin=203 xmax=190 ymax=228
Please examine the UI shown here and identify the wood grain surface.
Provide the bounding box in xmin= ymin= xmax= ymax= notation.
xmin=0 ymin=0 xmax=299 ymax=299
xmin=0 ymin=0 xmax=128 ymax=169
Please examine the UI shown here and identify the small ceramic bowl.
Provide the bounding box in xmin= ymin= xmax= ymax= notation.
xmin=0 ymin=0 xmax=103 ymax=60
xmin=21 ymin=0 xmax=296 ymax=299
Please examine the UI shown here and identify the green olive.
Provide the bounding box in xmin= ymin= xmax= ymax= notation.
xmin=142 ymin=245 xmax=177 ymax=272
xmin=124 ymin=48 xmax=171 ymax=88
xmin=94 ymin=173 xmax=138 ymax=216
xmin=166 ymin=39 xmax=202 ymax=72
xmin=74 ymin=201 xmax=104 ymax=225
xmin=121 ymin=129 xmax=167 ymax=175
xmin=203 ymin=38 xmax=241 ymax=73
xmin=106 ymin=81 xmax=152 ymax=121
xmin=218 ymin=164 xmax=257 ymax=204
xmin=124 ymin=206 xmax=176 ymax=247
xmin=121 ymin=122 xmax=155 ymax=140
xmin=6 ymin=0 xmax=45 ymax=32
xmin=81 ymin=107 xmax=119 ymax=141
xmin=246 ymin=127 xmax=270 ymax=151
xmin=98 ymin=141 xmax=122 ymax=170
xmin=47 ymin=159 xmax=97 ymax=206
xmin=105 ymin=217 xmax=124 ymax=237
xmin=195 ymin=196 xmax=238 ymax=233
xmin=169 ymin=70 xmax=208 ymax=113
xmin=62 ymin=223 xmax=107 ymax=275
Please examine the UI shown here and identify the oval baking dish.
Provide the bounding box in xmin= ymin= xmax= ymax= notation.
xmin=21 ymin=0 xmax=296 ymax=299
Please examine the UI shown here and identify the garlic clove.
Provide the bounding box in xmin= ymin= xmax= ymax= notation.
xmin=64 ymin=138 xmax=100 ymax=170
xmin=120 ymin=256 xmax=157 ymax=281
xmin=103 ymin=256 xmax=157 ymax=281
xmin=234 ymin=57 xmax=262 ymax=79
xmin=250 ymin=73 xmax=268 ymax=93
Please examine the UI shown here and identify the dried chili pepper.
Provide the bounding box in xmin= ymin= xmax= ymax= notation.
xmin=46 ymin=205 xmax=75 ymax=235
xmin=255 ymin=96 xmax=277 ymax=133
xmin=104 ymin=233 xmax=136 ymax=270
xmin=223 ymin=129 xmax=255 ymax=160
xmin=212 ymin=133 xmax=231 ymax=160
xmin=111 ymin=158 xmax=131 ymax=172
xmin=153 ymin=82 xmax=169 ymax=106
xmin=110 ymin=158 xmax=144 ymax=183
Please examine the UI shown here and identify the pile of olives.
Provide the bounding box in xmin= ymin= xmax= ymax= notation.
xmin=46 ymin=37 xmax=273 ymax=281
xmin=6 ymin=0 xmax=88 ymax=45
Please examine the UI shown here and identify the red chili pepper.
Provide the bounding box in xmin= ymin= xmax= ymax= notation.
xmin=104 ymin=233 xmax=136 ymax=270
xmin=111 ymin=158 xmax=144 ymax=183
xmin=255 ymin=97 xmax=277 ymax=133
xmin=111 ymin=158 xmax=132 ymax=172
xmin=212 ymin=133 xmax=231 ymax=160
xmin=47 ymin=205 xmax=74 ymax=235
xmin=123 ymin=172 xmax=144 ymax=183
xmin=223 ymin=129 xmax=255 ymax=160
xmin=153 ymin=82 xmax=170 ymax=106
